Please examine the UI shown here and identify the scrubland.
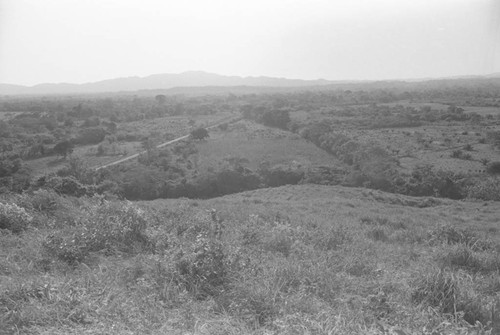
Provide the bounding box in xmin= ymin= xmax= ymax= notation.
xmin=2 ymin=185 xmax=500 ymax=334
xmin=1 ymin=79 xmax=500 ymax=334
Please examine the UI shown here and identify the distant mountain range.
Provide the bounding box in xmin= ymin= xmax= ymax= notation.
xmin=1 ymin=71 xmax=499 ymax=96
xmin=0 ymin=71 xmax=336 ymax=95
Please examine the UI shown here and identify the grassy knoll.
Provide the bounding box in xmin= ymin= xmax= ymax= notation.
xmin=1 ymin=185 xmax=500 ymax=334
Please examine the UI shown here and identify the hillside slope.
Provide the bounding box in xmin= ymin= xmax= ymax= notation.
xmin=2 ymin=184 xmax=500 ymax=334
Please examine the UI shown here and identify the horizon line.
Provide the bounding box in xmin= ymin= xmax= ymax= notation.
xmin=1 ymin=70 xmax=499 ymax=88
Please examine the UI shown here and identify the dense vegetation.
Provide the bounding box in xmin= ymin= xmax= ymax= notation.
xmin=1 ymin=78 xmax=500 ymax=333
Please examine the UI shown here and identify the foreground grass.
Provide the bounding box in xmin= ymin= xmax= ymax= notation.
xmin=1 ymin=185 xmax=500 ymax=334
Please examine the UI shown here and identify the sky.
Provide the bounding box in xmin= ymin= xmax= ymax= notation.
xmin=0 ymin=0 xmax=499 ymax=86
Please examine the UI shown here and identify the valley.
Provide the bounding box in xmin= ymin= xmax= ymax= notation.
xmin=1 ymin=78 xmax=500 ymax=334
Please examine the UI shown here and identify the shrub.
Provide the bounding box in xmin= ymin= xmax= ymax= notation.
xmin=259 ymin=109 xmax=291 ymax=130
xmin=174 ymin=235 xmax=227 ymax=298
xmin=24 ymin=189 xmax=60 ymax=213
xmin=217 ymin=123 xmax=229 ymax=131
xmin=486 ymin=161 xmax=500 ymax=174
xmin=467 ymin=177 xmax=500 ymax=201
xmin=0 ymin=202 xmax=33 ymax=233
xmin=260 ymin=165 xmax=304 ymax=187
xmin=190 ymin=127 xmax=209 ymax=140
xmin=461 ymin=153 xmax=472 ymax=160
xmin=451 ymin=150 xmax=463 ymax=158
xmin=43 ymin=201 xmax=152 ymax=264
xmin=77 ymin=127 xmax=106 ymax=145
xmin=480 ymin=158 xmax=490 ymax=166
xmin=366 ymin=227 xmax=389 ymax=242
xmin=45 ymin=176 xmax=95 ymax=197
xmin=401 ymin=165 xmax=466 ymax=199
xmin=487 ymin=131 xmax=500 ymax=148
xmin=53 ymin=140 xmax=74 ymax=158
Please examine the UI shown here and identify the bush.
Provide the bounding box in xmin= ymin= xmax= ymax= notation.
xmin=24 ymin=189 xmax=60 ymax=213
xmin=75 ymin=127 xmax=106 ymax=145
xmin=0 ymin=202 xmax=33 ymax=233
xmin=217 ymin=123 xmax=229 ymax=131
xmin=401 ymin=165 xmax=466 ymax=200
xmin=174 ymin=235 xmax=227 ymax=298
xmin=451 ymin=150 xmax=463 ymax=158
xmin=259 ymin=109 xmax=291 ymax=130
xmin=486 ymin=161 xmax=500 ymax=174
xmin=260 ymin=165 xmax=304 ymax=187
xmin=53 ymin=140 xmax=74 ymax=158
xmin=45 ymin=176 xmax=96 ymax=197
xmin=43 ymin=201 xmax=152 ymax=264
xmin=467 ymin=177 xmax=500 ymax=201
xmin=190 ymin=127 xmax=209 ymax=140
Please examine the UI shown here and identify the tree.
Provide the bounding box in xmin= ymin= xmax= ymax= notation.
xmin=190 ymin=128 xmax=209 ymax=140
xmin=53 ymin=140 xmax=74 ymax=158
xmin=155 ymin=94 xmax=166 ymax=105
xmin=259 ymin=109 xmax=291 ymax=130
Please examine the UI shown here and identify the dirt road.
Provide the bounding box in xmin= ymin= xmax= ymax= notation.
xmin=94 ymin=116 xmax=241 ymax=171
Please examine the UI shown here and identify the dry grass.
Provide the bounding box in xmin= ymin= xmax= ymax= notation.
xmin=1 ymin=184 xmax=500 ymax=334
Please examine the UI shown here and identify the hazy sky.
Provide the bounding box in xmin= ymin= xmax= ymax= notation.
xmin=0 ymin=0 xmax=499 ymax=85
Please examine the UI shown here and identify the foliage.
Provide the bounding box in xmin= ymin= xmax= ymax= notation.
xmin=259 ymin=109 xmax=291 ymax=130
xmin=56 ymin=156 xmax=96 ymax=184
xmin=467 ymin=177 xmax=500 ymax=201
xmin=74 ymin=127 xmax=106 ymax=145
xmin=22 ymin=188 xmax=60 ymax=213
xmin=0 ymin=202 xmax=33 ymax=233
xmin=45 ymin=176 xmax=96 ymax=197
xmin=53 ymin=140 xmax=74 ymax=158
xmin=174 ymin=235 xmax=227 ymax=298
xmin=399 ymin=165 xmax=467 ymax=199
xmin=190 ymin=127 xmax=209 ymax=140
xmin=259 ymin=164 xmax=304 ymax=187
xmin=451 ymin=149 xmax=472 ymax=160
xmin=0 ymin=158 xmax=31 ymax=193
xmin=486 ymin=161 xmax=500 ymax=174
xmin=43 ymin=201 xmax=151 ymax=264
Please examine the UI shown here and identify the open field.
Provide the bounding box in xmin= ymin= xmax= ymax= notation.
xmin=194 ymin=120 xmax=342 ymax=171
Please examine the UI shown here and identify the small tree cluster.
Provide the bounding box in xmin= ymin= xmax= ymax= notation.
xmin=190 ymin=127 xmax=209 ymax=140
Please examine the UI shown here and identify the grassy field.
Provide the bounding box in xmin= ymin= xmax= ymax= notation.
xmin=194 ymin=120 xmax=342 ymax=171
xmin=2 ymin=184 xmax=500 ymax=334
